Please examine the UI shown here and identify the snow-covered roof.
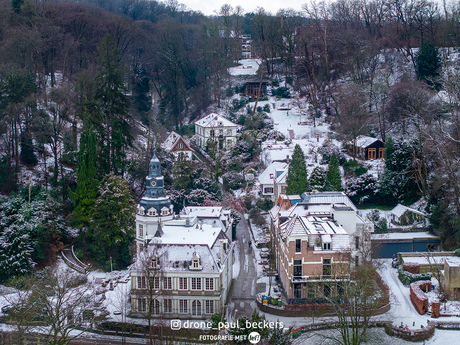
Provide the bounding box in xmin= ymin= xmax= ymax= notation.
xmin=445 ymin=257 xmax=460 ymax=267
xmin=275 ymin=169 xmax=288 ymax=183
xmin=301 ymin=192 xmax=357 ymax=211
xmin=161 ymin=131 xmax=193 ymax=152
xmin=154 ymin=222 xmax=223 ymax=248
xmin=183 ymin=206 xmax=223 ymax=218
xmin=258 ymin=162 xmax=288 ymax=185
xmin=391 ymin=204 xmax=426 ymax=218
xmin=354 ymin=135 xmax=384 ymax=148
xmin=280 ymin=215 xmax=350 ymax=251
xmin=194 ymin=113 xmax=237 ymax=128
xmin=402 ymin=255 xmax=451 ymax=266
xmin=371 ymin=232 xmax=439 ymax=241
xmin=134 ymin=244 xmax=221 ymax=273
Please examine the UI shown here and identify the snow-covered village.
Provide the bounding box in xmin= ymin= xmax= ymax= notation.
xmin=3 ymin=0 xmax=460 ymax=344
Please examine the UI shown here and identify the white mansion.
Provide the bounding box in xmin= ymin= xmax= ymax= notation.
xmin=130 ymin=152 xmax=234 ymax=318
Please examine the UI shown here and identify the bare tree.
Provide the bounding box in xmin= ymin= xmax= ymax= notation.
xmin=323 ymin=262 xmax=383 ymax=345
xmin=133 ymin=240 xmax=169 ymax=345
xmin=8 ymin=266 xmax=107 ymax=345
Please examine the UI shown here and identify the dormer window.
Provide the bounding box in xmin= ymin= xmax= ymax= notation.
xmin=138 ymin=207 xmax=145 ymax=215
xmin=189 ymin=253 xmax=202 ymax=270
xmin=148 ymin=208 xmax=157 ymax=216
xmin=161 ymin=207 xmax=169 ymax=216
xmin=151 ymin=256 xmax=160 ymax=270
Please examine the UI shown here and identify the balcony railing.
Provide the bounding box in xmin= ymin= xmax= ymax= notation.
xmin=291 ymin=274 xmax=350 ymax=283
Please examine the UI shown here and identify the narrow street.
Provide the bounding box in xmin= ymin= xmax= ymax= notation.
xmin=227 ymin=216 xmax=258 ymax=321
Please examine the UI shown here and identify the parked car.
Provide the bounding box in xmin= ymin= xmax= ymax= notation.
xmin=1 ymin=305 xmax=10 ymax=314
xmin=260 ymin=248 xmax=270 ymax=259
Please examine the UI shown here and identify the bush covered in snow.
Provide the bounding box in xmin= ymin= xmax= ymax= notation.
xmin=398 ymin=266 xmax=432 ymax=286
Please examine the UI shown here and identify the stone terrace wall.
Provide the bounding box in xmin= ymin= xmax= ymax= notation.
xmin=410 ymin=280 xmax=431 ymax=314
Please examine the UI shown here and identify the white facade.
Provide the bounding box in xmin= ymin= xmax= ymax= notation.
xmin=258 ymin=162 xmax=288 ymax=197
xmin=194 ymin=113 xmax=238 ymax=150
xmin=130 ymin=214 xmax=234 ymax=319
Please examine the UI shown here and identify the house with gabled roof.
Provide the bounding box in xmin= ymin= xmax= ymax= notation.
xmin=258 ymin=162 xmax=288 ymax=197
xmin=349 ymin=136 xmax=385 ymax=160
xmin=194 ymin=113 xmax=238 ymax=150
xmin=161 ymin=131 xmax=195 ymax=161
xmin=270 ymin=191 xmax=374 ymax=302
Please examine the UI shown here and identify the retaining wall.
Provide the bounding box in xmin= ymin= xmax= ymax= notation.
xmin=410 ymin=280 xmax=431 ymax=315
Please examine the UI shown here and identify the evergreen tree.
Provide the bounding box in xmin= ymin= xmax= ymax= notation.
xmin=71 ymin=124 xmax=98 ymax=229
xmin=415 ymin=40 xmax=441 ymax=88
xmin=324 ymin=152 xmax=342 ymax=191
xmin=0 ymin=190 xmax=66 ymax=282
xmin=286 ymin=144 xmax=308 ymax=195
xmin=20 ymin=126 xmax=37 ymax=165
xmin=88 ymin=173 xmax=136 ymax=270
xmin=172 ymin=153 xmax=193 ymax=192
xmin=0 ymin=227 xmax=34 ymax=283
xmin=94 ymin=34 xmax=133 ymax=176
xmin=309 ymin=166 xmax=326 ymax=191
xmin=379 ymin=139 xmax=421 ymax=205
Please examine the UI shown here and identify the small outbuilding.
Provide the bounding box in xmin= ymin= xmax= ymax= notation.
xmin=349 ymin=136 xmax=385 ymax=160
xmin=371 ymin=232 xmax=441 ymax=258
xmin=244 ymin=81 xmax=268 ymax=98
xmin=444 ymin=257 xmax=460 ymax=300
xmin=390 ymin=204 xmax=426 ymax=226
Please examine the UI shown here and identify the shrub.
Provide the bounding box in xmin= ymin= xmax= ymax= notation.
xmin=398 ymin=266 xmax=432 ymax=286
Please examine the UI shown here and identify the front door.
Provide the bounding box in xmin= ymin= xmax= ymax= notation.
xmin=368 ymin=148 xmax=376 ymax=160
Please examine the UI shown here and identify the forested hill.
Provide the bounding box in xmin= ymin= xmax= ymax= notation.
xmin=1 ymin=0 xmax=460 ymax=278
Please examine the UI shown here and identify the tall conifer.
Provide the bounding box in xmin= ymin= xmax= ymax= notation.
xmin=325 ymin=152 xmax=342 ymax=191
xmin=71 ymin=122 xmax=98 ymax=229
xmin=286 ymin=144 xmax=308 ymax=195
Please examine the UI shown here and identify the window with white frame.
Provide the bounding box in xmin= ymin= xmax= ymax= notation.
xmin=205 ymin=278 xmax=214 ymax=291
xmin=151 ymin=257 xmax=160 ymax=269
xmin=139 ymin=224 xmax=143 ymax=238
xmin=153 ymin=276 xmax=160 ymax=289
xmin=191 ymin=277 xmax=201 ymax=290
xmin=178 ymin=143 xmax=183 ymax=149
xmin=137 ymin=276 xmax=146 ymax=289
xmin=179 ymin=299 xmax=188 ymax=313
xmin=179 ymin=277 xmax=188 ymax=290
xmin=164 ymin=277 xmax=172 ymax=290
xmin=138 ymin=298 xmax=147 ymax=312
xmin=139 ymin=243 xmax=144 ymax=252
xmin=192 ymin=300 xmax=201 ymax=316
xmin=148 ymin=208 xmax=157 ymax=216
xmin=205 ymin=300 xmax=214 ymax=314
xmin=189 ymin=253 xmax=202 ymax=270
xmin=164 ymin=299 xmax=172 ymax=313
xmin=152 ymin=299 xmax=160 ymax=315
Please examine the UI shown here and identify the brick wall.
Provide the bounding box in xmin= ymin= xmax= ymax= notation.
xmin=431 ymin=301 xmax=440 ymax=318
xmin=410 ymin=280 xmax=431 ymax=314
xmin=403 ymin=262 xmax=420 ymax=274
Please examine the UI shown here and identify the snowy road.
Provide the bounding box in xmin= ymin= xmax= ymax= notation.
xmin=227 ymin=217 xmax=258 ymax=321
xmin=376 ymin=259 xmax=429 ymax=329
